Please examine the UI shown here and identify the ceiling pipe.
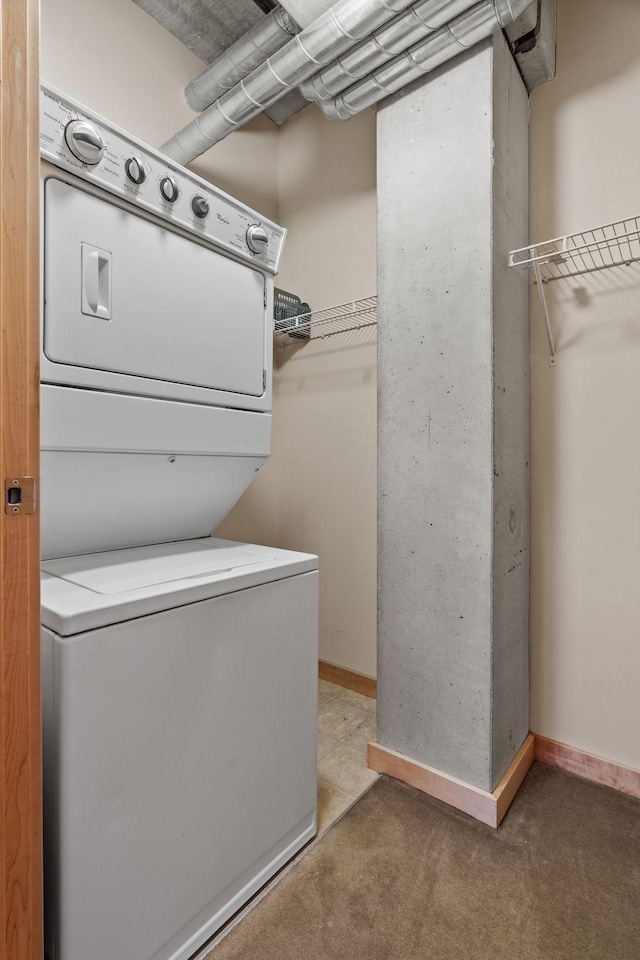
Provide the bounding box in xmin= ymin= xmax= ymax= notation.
xmin=278 ymin=0 xmax=343 ymax=26
xmin=161 ymin=0 xmax=420 ymax=164
xmin=320 ymin=0 xmax=535 ymax=119
xmin=299 ymin=0 xmax=471 ymax=102
xmin=185 ymin=6 xmax=300 ymax=113
xmin=163 ymin=0 xmax=533 ymax=163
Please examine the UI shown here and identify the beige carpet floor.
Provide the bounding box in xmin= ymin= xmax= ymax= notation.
xmin=205 ymin=762 xmax=640 ymax=960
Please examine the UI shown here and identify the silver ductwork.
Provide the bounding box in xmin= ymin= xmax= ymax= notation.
xmin=185 ymin=7 xmax=300 ymax=113
xmin=164 ymin=0 xmax=534 ymax=162
xmin=299 ymin=0 xmax=471 ymax=102
xmin=162 ymin=0 xmax=418 ymax=163
xmin=278 ymin=0 xmax=343 ymax=26
xmin=320 ymin=0 xmax=532 ymax=120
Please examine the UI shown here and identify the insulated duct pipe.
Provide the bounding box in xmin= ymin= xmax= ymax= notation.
xmin=185 ymin=6 xmax=300 ymax=112
xmin=300 ymin=0 xmax=471 ymax=102
xmin=278 ymin=0 xmax=343 ymax=26
xmin=320 ymin=0 xmax=534 ymax=118
xmin=162 ymin=0 xmax=420 ymax=163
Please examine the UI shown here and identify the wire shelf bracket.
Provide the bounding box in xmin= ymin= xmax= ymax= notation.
xmin=509 ymin=215 xmax=640 ymax=366
xmin=273 ymin=296 xmax=377 ymax=347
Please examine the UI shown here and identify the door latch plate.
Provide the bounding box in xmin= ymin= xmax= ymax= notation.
xmin=5 ymin=477 xmax=37 ymax=516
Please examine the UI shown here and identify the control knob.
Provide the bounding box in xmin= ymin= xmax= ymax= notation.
xmin=191 ymin=195 xmax=210 ymax=219
xmin=125 ymin=156 xmax=146 ymax=185
xmin=64 ymin=119 xmax=105 ymax=165
xmin=246 ymin=223 xmax=269 ymax=255
xmin=159 ymin=176 xmax=179 ymax=203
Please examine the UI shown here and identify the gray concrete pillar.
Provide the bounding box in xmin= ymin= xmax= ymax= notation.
xmin=377 ymin=32 xmax=530 ymax=793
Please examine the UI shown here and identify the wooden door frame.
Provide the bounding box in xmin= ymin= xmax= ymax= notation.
xmin=0 ymin=1 xmax=43 ymax=958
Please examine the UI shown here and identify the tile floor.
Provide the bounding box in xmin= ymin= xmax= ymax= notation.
xmin=316 ymin=679 xmax=379 ymax=835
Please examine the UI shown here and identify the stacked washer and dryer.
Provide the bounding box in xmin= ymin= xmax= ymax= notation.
xmin=39 ymin=85 xmax=318 ymax=960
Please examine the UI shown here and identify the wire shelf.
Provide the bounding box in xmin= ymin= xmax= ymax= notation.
xmin=509 ymin=215 xmax=640 ymax=365
xmin=273 ymin=296 xmax=377 ymax=346
xmin=509 ymin=216 xmax=640 ymax=282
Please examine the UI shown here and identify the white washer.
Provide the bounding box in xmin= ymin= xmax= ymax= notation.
xmin=39 ymin=85 xmax=318 ymax=960
xmin=41 ymin=539 xmax=318 ymax=960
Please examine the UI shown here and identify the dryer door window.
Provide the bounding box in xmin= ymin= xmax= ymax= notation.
xmin=44 ymin=178 xmax=267 ymax=398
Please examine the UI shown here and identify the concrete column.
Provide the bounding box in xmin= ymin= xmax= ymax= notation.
xmin=377 ymin=32 xmax=529 ymax=793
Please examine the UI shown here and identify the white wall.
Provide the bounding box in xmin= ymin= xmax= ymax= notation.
xmin=277 ymin=107 xmax=377 ymax=679
xmin=530 ymin=0 xmax=640 ymax=770
xmin=220 ymin=106 xmax=378 ymax=678
xmin=40 ymin=0 xmax=279 ymax=221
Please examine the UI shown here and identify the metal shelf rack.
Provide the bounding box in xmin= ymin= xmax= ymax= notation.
xmin=509 ymin=215 xmax=640 ymax=365
xmin=273 ymin=296 xmax=377 ymax=347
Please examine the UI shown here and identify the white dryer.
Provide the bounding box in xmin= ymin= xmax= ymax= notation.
xmin=39 ymin=85 xmax=318 ymax=960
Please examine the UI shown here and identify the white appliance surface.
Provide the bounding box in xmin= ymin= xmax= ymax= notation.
xmin=42 ymin=552 xmax=318 ymax=960
xmin=40 ymin=83 xmax=286 ymax=275
xmin=40 ymin=450 xmax=267 ymax=561
xmin=39 ymin=387 xmax=273 ymax=561
xmin=44 ymin=177 xmax=267 ymax=401
xmin=41 ymin=538 xmax=318 ymax=635
xmin=46 ymin=542 xmax=271 ymax=592
xmin=41 ymin=384 xmax=272 ymax=456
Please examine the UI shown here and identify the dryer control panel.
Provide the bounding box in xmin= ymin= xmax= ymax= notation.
xmin=40 ymin=83 xmax=286 ymax=275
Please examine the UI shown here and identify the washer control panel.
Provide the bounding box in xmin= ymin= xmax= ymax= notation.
xmin=40 ymin=84 xmax=286 ymax=274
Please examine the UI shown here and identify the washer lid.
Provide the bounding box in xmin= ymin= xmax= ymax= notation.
xmin=42 ymin=541 xmax=273 ymax=594
xmin=41 ymin=538 xmax=318 ymax=637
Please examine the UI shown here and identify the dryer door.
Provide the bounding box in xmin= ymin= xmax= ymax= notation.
xmin=43 ymin=178 xmax=268 ymax=402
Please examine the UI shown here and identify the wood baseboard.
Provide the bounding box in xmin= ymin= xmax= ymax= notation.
xmin=534 ymin=735 xmax=640 ymax=800
xmin=368 ymin=734 xmax=535 ymax=828
xmin=319 ymin=660 xmax=377 ymax=699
